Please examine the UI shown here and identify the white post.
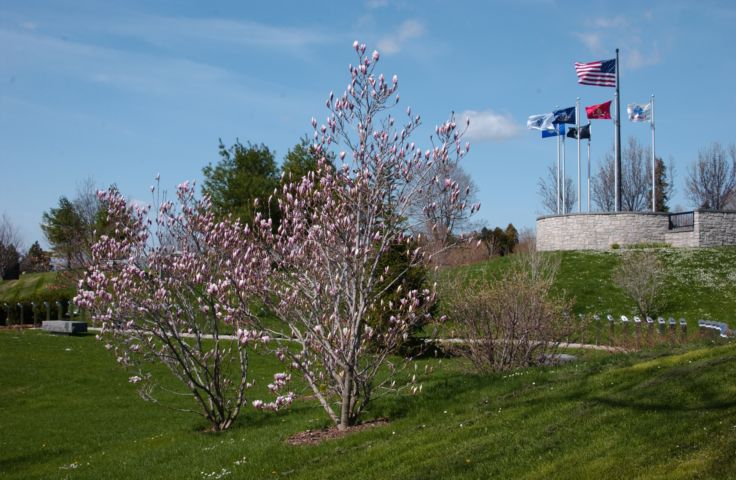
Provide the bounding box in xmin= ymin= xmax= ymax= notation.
xmin=576 ymin=98 xmax=581 ymax=212
xmin=651 ymin=94 xmax=656 ymax=212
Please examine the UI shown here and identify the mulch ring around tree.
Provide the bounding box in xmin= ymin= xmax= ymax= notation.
xmin=286 ymin=418 xmax=389 ymax=446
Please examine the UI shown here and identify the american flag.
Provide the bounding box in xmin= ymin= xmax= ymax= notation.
xmin=574 ymin=59 xmax=616 ymax=87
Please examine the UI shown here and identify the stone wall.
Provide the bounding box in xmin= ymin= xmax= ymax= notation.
xmin=536 ymin=210 xmax=736 ymax=251
xmin=698 ymin=210 xmax=736 ymax=246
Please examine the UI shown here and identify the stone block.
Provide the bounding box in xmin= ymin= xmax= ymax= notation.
xmin=42 ymin=320 xmax=88 ymax=335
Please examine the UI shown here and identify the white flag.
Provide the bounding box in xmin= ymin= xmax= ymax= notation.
xmin=627 ymin=102 xmax=651 ymax=122
xmin=527 ymin=113 xmax=555 ymax=131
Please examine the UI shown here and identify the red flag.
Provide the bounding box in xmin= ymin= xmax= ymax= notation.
xmin=585 ymin=100 xmax=612 ymax=119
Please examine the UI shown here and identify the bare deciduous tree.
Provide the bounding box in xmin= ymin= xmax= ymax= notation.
xmin=411 ymin=160 xmax=477 ymax=245
xmin=442 ymin=252 xmax=577 ymax=373
xmin=592 ymin=137 xmax=669 ymax=212
xmin=686 ymin=142 xmax=736 ymax=210
xmin=42 ymin=177 xmax=104 ymax=269
xmin=0 ymin=213 xmax=24 ymax=279
xmin=613 ymin=250 xmax=666 ymax=318
xmin=537 ymin=162 xmax=576 ymax=214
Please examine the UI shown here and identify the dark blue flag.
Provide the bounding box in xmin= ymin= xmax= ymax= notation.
xmin=541 ymin=124 xmax=565 ymax=138
xmin=553 ymin=106 xmax=576 ymax=124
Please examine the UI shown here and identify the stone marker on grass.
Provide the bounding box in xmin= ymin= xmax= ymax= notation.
xmin=42 ymin=320 xmax=88 ymax=335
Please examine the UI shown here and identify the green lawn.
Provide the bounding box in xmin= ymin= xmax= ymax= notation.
xmin=442 ymin=246 xmax=736 ymax=326
xmin=2 ymin=330 xmax=736 ymax=479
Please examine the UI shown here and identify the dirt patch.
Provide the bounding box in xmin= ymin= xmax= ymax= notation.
xmin=287 ymin=418 xmax=389 ymax=446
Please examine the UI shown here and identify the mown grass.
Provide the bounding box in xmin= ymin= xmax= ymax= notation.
xmin=441 ymin=246 xmax=736 ymax=326
xmin=2 ymin=330 xmax=736 ymax=479
xmin=0 ymin=271 xmax=74 ymax=304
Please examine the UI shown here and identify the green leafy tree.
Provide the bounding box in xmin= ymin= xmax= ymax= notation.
xmin=20 ymin=241 xmax=52 ymax=274
xmin=202 ymin=140 xmax=279 ymax=225
xmin=365 ymin=240 xmax=431 ymax=354
xmin=281 ymin=136 xmax=335 ymax=183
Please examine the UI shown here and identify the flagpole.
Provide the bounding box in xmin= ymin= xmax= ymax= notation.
xmin=614 ymin=48 xmax=622 ymax=212
xmin=651 ymin=94 xmax=656 ymax=212
xmin=587 ymin=130 xmax=591 ymax=212
xmin=613 ymin=93 xmax=618 ymax=211
xmin=557 ymin=132 xmax=561 ymax=214
xmin=562 ymin=129 xmax=566 ymax=213
xmin=576 ymin=98 xmax=581 ymax=212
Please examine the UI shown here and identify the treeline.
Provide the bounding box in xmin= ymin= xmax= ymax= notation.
xmin=537 ymin=137 xmax=736 ymax=214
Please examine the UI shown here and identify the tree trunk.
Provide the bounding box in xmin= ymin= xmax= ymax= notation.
xmin=338 ymin=366 xmax=353 ymax=431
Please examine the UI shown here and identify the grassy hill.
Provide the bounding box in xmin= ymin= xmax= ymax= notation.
xmin=0 ymin=271 xmax=74 ymax=304
xmin=446 ymin=246 xmax=736 ymax=326
xmin=1 ymin=330 xmax=735 ymax=479
xmin=3 ymin=247 xmax=735 ymax=328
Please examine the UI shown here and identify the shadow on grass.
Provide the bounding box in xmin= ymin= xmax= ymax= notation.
xmin=0 ymin=447 xmax=72 ymax=474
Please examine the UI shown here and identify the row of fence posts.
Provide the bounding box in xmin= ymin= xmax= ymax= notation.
xmin=0 ymin=300 xmax=89 ymax=327
xmin=586 ymin=314 xmax=729 ymax=348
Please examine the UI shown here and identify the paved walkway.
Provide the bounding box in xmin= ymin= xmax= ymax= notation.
xmin=84 ymin=327 xmax=627 ymax=352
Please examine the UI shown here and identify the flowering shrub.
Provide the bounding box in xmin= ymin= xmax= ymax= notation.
xmin=77 ymin=40 xmax=473 ymax=432
xmin=75 ymin=181 xmax=291 ymax=431
xmin=250 ymin=41 xmax=475 ymax=429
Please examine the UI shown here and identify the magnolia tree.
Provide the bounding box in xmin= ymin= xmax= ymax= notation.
xmin=75 ymin=181 xmax=292 ymax=431
xmin=251 ymin=41 xmax=476 ymax=429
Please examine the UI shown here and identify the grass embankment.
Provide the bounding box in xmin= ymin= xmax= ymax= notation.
xmin=446 ymin=246 xmax=736 ymax=325
xmin=0 ymin=271 xmax=74 ymax=304
xmin=2 ymin=330 xmax=736 ymax=479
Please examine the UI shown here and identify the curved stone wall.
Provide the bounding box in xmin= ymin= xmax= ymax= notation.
xmin=536 ymin=210 xmax=736 ymax=251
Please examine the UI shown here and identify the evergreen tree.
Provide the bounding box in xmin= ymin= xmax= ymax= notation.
xmin=281 ymin=136 xmax=335 ymax=183
xmin=41 ymin=197 xmax=84 ymax=269
xmin=202 ymin=140 xmax=280 ymax=225
xmin=654 ymin=158 xmax=670 ymax=212
xmin=20 ymin=241 xmax=52 ymax=274
xmin=0 ymin=243 xmax=20 ymax=280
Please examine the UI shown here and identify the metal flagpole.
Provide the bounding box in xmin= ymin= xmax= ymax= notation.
xmin=576 ymin=98 xmax=581 ymax=212
xmin=557 ymin=132 xmax=561 ymax=214
xmin=587 ymin=123 xmax=592 ymax=212
xmin=651 ymin=94 xmax=656 ymax=212
xmin=614 ymin=48 xmax=622 ymax=212
xmin=614 ymin=92 xmax=620 ymax=212
xmin=562 ymin=128 xmax=566 ymax=213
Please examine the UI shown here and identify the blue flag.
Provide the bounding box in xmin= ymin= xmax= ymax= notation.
xmin=542 ymin=123 xmax=565 ymax=138
xmin=553 ymin=106 xmax=576 ymax=124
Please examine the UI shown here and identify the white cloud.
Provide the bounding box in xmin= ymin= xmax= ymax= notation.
xmin=576 ymin=14 xmax=662 ymax=70
xmin=593 ymin=16 xmax=628 ymax=29
xmin=625 ymin=47 xmax=661 ymax=69
xmin=366 ymin=0 xmax=389 ymax=8
xmin=113 ymin=16 xmax=332 ymax=51
xmin=574 ymin=32 xmax=603 ymax=55
xmin=377 ymin=19 xmax=425 ymax=54
xmin=459 ymin=110 xmax=520 ymax=142
xmin=0 ymin=27 xmax=305 ymax=109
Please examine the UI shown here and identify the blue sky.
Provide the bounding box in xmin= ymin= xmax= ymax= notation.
xmin=2 ymin=0 xmax=735 ymax=248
